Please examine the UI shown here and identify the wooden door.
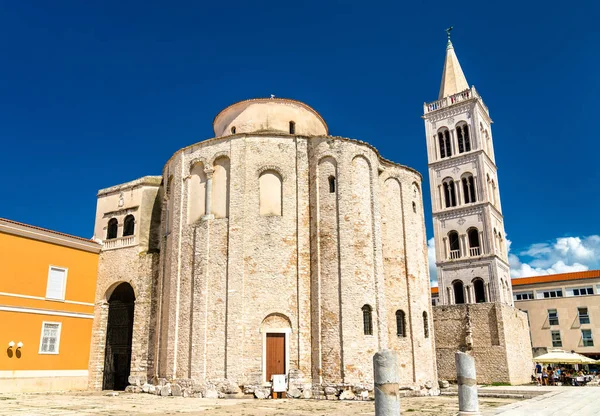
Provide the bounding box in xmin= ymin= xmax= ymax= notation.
xmin=266 ymin=333 xmax=285 ymax=382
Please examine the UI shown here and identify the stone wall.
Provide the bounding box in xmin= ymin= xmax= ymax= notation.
xmin=433 ymin=302 xmax=532 ymax=385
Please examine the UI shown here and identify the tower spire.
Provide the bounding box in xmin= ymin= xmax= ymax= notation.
xmin=438 ymin=27 xmax=469 ymax=100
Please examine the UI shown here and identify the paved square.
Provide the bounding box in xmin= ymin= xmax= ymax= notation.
xmin=0 ymin=392 xmax=517 ymax=416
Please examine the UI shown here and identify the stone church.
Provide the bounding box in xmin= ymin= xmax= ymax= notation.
xmin=88 ymin=96 xmax=437 ymax=396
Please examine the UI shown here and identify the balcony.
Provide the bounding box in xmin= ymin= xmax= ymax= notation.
xmin=469 ymin=247 xmax=481 ymax=256
xmin=424 ymin=87 xmax=488 ymax=115
xmin=103 ymin=235 xmax=136 ymax=251
xmin=449 ymin=250 xmax=461 ymax=259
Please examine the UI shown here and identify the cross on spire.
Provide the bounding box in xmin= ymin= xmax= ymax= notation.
xmin=446 ymin=26 xmax=454 ymax=47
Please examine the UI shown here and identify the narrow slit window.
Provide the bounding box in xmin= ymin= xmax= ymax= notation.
xmin=289 ymin=121 xmax=295 ymax=134
xmin=396 ymin=310 xmax=406 ymax=337
xmin=328 ymin=176 xmax=336 ymax=193
xmin=362 ymin=305 xmax=373 ymax=335
xmin=423 ymin=311 xmax=429 ymax=338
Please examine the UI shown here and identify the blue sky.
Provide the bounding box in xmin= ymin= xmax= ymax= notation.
xmin=1 ymin=1 xmax=598 ymax=281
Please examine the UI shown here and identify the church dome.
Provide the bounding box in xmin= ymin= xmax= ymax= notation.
xmin=213 ymin=97 xmax=328 ymax=137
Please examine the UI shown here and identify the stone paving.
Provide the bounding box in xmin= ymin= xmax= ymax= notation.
xmin=485 ymin=386 xmax=600 ymax=416
xmin=0 ymin=391 xmax=516 ymax=416
xmin=0 ymin=386 xmax=598 ymax=415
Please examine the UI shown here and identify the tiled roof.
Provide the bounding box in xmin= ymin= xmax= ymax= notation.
xmin=0 ymin=217 xmax=97 ymax=244
xmin=431 ymin=287 xmax=439 ymax=295
xmin=511 ymin=270 xmax=600 ymax=286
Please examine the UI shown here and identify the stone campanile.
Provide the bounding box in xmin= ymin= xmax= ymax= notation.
xmin=423 ymin=34 xmax=512 ymax=306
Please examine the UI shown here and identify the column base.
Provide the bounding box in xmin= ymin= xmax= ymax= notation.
xmin=457 ymin=411 xmax=481 ymax=416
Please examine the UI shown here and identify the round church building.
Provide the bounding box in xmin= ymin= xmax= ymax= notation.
xmin=89 ymin=98 xmax=437 ymax=397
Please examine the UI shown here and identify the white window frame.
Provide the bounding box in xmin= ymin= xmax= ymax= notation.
xmin=513 ymin=291 xmax=534 ymax=301
xmin=570 ymin=287 xmax=594 ymax=297
xmin=579 ymin=307 xmax=591 ymax=325
xmin=38 ymin=321 xmax=62 ymax=355
xmin=548 ymin=309 xmax=559 ymax=326
xmin=551 ymin=330 xmax=562 ymax=347
xmin=582 ymin=329 xmax=594 ymax=347
xmin=45 ymin=265 xmax=68 ymax=301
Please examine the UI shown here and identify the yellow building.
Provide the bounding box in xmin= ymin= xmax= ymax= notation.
xmin=0 ymin=218 xmax=100 ymax=392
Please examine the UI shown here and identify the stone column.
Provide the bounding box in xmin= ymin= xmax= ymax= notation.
xmin=373 ymin=350 xmax=400 ymax=416
xmin=203 ymin=168 xmax=215 ymax=220
xmin=472 ymin=176 xmax=479 ymax=202
xmin=455 ymin=180 xmax=462 ymax=205
xmin=478 ymin=231 xmax=485 ymax=255
xmin=456 ymin=351 xmax=480 ymax=416
xmin=450 ymin=129 xmax=457 ymax=156
xmin=443 ymin=237 xmax=450 ymax=260
xmin=484 ymin=283 xmax=490 ymax=303
xmin=460 ymin=235 xmax=467 ymax=258
xmin=438 ymin=185 xmax=443 ymax=210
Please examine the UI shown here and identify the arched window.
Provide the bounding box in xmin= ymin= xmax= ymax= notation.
xmin=456 ymin=123 xmax=471 ymax=153
xmin=123 ymin=215 xmax=135 ymax=237
xmin=289 ymin=121 xmax=295 ymax=134
xmin=443 ymin=178 xmax=457 ymax=208
xmin=473 ymin=278 xmax=486 ymax=303
xmin=230 ymin=126 xmax=236 ymax=134
xmin=396 ymin=310 xmax=406 ymax=337
xmin=188 ymin=162 xmax=207 ymax=224
xmin=106 ymin=218 xmax=118 ymax=240
xmin=259 ymin=170 xmax=283 ymax=216
xmin=461 ymin=174 xmax=477 ymax=204
xmin=328 ymin=176 xmax=336 ymax=193
xmin=423 ymin=311 xmax=429 ymax=338
xmin=448 ymin=230 xmax=460 ymax=259
xmin=438 ymin=129 xmax=452 ymax=159
xmin=467 ymin=228 xmax=480 ymax=256
xmin=362 ymin=305 xmax=373 ymax=335
xmin=453 ymin=280 xmax=465 ymax=304
xmin=212 ymin=157 xmax=230 ymax=218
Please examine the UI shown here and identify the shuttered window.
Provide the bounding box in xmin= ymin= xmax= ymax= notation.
xmin=39 ymin=322 xmax=61 ymax=354
xmin=46 ymin=267 xmax=67 ymax=300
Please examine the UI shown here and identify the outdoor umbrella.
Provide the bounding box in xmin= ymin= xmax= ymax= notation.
xmin=533 ymin=349 xmax=597 ymax=365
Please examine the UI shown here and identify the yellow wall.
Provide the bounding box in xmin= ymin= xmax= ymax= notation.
xmin=0 ymin=311 xmax=93 ymax=371
xmin=0 ymin=230 xmax=99 ymax=373
xmin=0 ymin=232 xmax=98 ymax=303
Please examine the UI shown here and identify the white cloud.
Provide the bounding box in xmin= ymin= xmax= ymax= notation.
xmin=426 ymin=235 xmax=600 ymax=281
xmin=428 ymin=238 xmax=438 ymax=286
xmin=510 ymin=235 xmax=600 ymax=278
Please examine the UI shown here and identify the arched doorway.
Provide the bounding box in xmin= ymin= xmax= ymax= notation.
xmin=103 ymin=283 xmax=135 ymax=390
xmin=453 ymin=280 xmax=465 ymax=304
xmin=473 ymin=279 xmax=486 ymax=303
xmin=260 ymin=313 xmax=291 ymax=384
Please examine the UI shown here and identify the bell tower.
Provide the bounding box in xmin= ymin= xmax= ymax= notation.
xmin=423 ymin=30 xmax=512 ymax=306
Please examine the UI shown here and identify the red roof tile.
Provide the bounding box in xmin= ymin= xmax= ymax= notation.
xmin=511 ymin=270 xmax=600 ymax=286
